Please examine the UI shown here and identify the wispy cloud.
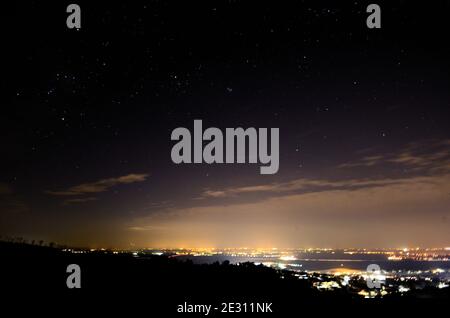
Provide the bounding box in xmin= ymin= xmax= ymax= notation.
xmin=197 ymin=140 xmax=450 ymax=201
xmin=200 ymin=177 xmax=401 ymax=199
xmin=123 ymin=140 xmax=450 ymax=247
xmin=46 ymin=173 xmax=149 ymax=196
xmin=338 ymin=155 xmax=384 ymax=168
xmin=63 ymin=197 xmax=98 ymax=205
xmin=338 ymin=139 xmax=450 ymax=172
xmin=130 ymin=173 xmax=450 ymax=248
xmin=127 ymin=225 xmax=167 ymax=231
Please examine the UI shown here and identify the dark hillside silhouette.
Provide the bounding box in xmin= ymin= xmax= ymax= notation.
xmin=1 ymin=241 xmax=448 ymax=315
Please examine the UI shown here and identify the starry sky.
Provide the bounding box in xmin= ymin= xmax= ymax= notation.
xmin=1 ymin=1 xmax=450 ymax=248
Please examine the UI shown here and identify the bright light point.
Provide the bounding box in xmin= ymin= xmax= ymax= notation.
xmin=398 ymin=286 xmax=410 ymax=293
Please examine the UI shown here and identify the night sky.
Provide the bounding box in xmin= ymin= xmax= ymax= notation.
xmin=1 ymin=1 xmax=450 ymax=248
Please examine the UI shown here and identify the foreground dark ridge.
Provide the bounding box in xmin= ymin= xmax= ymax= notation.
xmin=1 ymin=241 xmax=449 ymax=314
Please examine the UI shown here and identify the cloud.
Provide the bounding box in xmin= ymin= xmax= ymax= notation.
xmin=121 ymin=139 xmax=450 ymax=248
xmin=63 ymin=197 xmax=98 ymax=205
xmin=130 ymin=173 xmax=450 ymax=248
xmin=46 ymin=173 xmax=149 ymax=196
xmin=338 ymin=155 xmax=384 ymax=168
xmin=197 ymin=139 xmax=450 ymax=203
xmin=200 ymin=177 xmax=401 ymax=199
xmin=338 ymin=139 xmax=450 ymax=172
xmin=127 ymin=225 xmax=167 ymax=231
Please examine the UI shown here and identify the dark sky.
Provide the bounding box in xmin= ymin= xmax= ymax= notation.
xmin=1 ymin=1 xmax=450 ymax=248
